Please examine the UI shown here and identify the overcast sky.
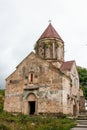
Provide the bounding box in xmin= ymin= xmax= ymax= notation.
xmin=0 ymin=0 xmax=87 ymax=88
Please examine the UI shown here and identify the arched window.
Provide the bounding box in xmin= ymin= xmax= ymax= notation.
xmin=28 ymin=73 xmax=34 ymax=83
xmin=30 ymin=73 xmax=33 ymax=82
xmin=45 ymin=45 xmax=51 ymax=59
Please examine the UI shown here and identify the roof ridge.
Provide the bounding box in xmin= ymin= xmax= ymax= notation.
xmin=64 ymin=60 xmax=75 ymax=63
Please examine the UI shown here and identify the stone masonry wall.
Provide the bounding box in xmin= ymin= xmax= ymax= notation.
xmin=4 ymin=53 xmax=64 ymax=114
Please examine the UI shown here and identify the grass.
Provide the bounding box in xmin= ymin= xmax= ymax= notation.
xmin=0 ymin=90 xmax=76 ymax=130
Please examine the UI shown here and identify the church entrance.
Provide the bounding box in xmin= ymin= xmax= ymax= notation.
xmin=25 ymin=93 xmax=37 ymax=115
xmin=73 ymin=104 xmax=77 ymax=116
xmin=29 ymin=101 xmax=36 ymax=115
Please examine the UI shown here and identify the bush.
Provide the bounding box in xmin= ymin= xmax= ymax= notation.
xmin=0 ymin=124 xmax=10 ymax=130
xmin=0 ymin=90 xmax=5 ymax=112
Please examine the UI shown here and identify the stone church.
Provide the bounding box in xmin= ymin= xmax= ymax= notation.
xmin=4 ymin=23 xmax=80 ymax=116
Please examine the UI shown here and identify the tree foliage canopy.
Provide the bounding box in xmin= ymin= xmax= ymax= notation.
xmin=77 ymin=66 xmax=87 ymax=100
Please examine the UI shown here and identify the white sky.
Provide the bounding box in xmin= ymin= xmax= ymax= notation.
xmin=0 ymin=0 xmax=87 ymax=88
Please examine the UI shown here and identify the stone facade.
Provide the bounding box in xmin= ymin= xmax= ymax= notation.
xmin=4 ymin=23 xmax=81 ymax=116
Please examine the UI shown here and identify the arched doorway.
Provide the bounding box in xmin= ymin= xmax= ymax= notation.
xmin=27 ymin=93 xmax=37 ymax=115
xmin=29 ymin=101 xmax=35 ymax=115
xmin=73 ymin=104 xmax=77 ymax=116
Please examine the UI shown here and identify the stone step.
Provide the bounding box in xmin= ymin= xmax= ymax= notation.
xmin=76 ymin=120 xmax=87 ymax=128
xmin=76 ymin=125 xmax=87 ymax=128
xmin=77 ymin=115 xmax=87 ymax=120
xmin=71 ymin=120 xmax=87 ymax=130
xmin=77 ymin=120 xmax=87 ymax=125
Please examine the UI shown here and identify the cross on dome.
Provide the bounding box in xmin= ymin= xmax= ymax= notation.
xmin=48 ymin=20 xmax=52 ymax=24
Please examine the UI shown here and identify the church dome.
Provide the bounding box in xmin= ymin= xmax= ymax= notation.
xmin=35 ymin=23 xmax=64 ymax=62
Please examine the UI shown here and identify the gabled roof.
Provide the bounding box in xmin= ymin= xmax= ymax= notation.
xmin=6 ymin=51 xmax=70 ymax=81
xmin=60 ymin=60 xmax=75 ymax=71
xmin=39 ymin=23 xmax=63 ymax=41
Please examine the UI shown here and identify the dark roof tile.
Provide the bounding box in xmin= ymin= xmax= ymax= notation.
xmin=60 ymin=60 xmax=75 ymax=71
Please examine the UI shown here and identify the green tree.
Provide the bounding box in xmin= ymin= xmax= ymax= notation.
xmin=77 ymin=66 xmax=87 ymax=100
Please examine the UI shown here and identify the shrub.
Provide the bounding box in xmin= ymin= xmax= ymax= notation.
xmin=0 ymin=124 xmax=10 ymax=130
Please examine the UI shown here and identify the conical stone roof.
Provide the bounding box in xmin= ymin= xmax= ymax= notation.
xmin=39 ymin=23 xmax=63 ymax=41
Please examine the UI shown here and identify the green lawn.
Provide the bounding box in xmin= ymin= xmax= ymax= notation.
xmin=0 ymin=90 xmax=76 ymax=130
